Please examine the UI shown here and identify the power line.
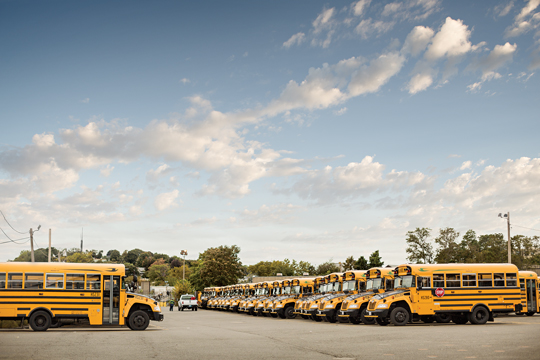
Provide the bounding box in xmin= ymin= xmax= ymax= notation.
xmin=0 ymin=237 xmax=30 ymax=245
xmin=0 ymin=226 xmax=30 ymax=243
xmin=512 ymin=224 xmax=540 ymax=233
xmin=0 ymin=210 xmax=26 ymax=234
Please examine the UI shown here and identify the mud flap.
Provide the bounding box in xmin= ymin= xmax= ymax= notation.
xmin=488 ymin=312 xmax=494 ymax=322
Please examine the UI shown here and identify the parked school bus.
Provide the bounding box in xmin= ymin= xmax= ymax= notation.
xmin=517 ymin=271 xmax=539 ymax=316
xmin=0 ymin=262 xmax=163 ymax=331
xmin=365 ymin=263 xmax=522 ymax=326
xmin=296 ymin=275 xmax=326 ymax=319
xmin=259 ymin=280 xmax=283 ymax=317
xmin=234 ymin=283 xmax=255 ymax=313
xmin=338 ymin=268 xmax=392 ymax=324
xmin=271 ymin=277 xmax=315 ymax=319
xmin=307 ymin=273 xmax=343 ymax=322
xmin=253 ymin=281 xmax=275 ymax=316
xmin=316 ymin=272 xmax=349 ymax=323
xmin=200 ymin=287 xmax=217 ymax=309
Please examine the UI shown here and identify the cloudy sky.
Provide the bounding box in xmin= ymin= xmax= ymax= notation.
xmin=1 ymin=0 xmax=539 ymax=265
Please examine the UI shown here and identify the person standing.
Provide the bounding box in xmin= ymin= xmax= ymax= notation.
xmin=169 ymin=299 xmax=174 ymax=311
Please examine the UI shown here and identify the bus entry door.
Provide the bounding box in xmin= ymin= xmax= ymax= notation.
xmin=103 ymin=276 xmax=120 ymax=324
xmin=526 ymin=279 xmax=537 ymax=313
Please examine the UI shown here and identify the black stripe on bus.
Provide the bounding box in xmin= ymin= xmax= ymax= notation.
xmin=504 ymin=297 xmax=522 ymax=300
xmin=0 ymin=302 xmax=100 ymax=305
xmin=431 ymin=292 xmax=520 ymax=297
xmin=55 ymin=314 xmax=88 ymax=318
xmin=439 ymin=304 xmax=473 ymax=307
xmin=51 ymin=308 xmax=88 ymax=311
xmin=489 ymin=303 xmax=512 ymax=306
xmin=17 ymin=314 xmax=25 ymax=318
xmin=0 ymin=289 xmax=100 ymax=293
xmin=436 ymin=298 xmax=498 ymax=301
xmin=426 ymin=287 xmax=519 ymax=290
xmin=0 ymin=296 xmax=101 ymax=300
xmin=17 ymin=307 xmax=31 ymax=311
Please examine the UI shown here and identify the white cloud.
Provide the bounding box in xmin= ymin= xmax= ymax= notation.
xmin=355 ymin=18 xmax=395 ymax=39
xmin=180 ymin=78 xmax=190 ymax=84
xmin=425 ymin=17 xmax=473 ymax=61
xmin=505 ymin=0 xmax=540 ymax=37
xmin=402 ymin=25 xmax=435 ymax=57
xmin=81 ymin=98 xmax=90 ymax=103
xmin=407 ymin=70 xmax=434 ymax=94
xmin=100 ymin=164 xmax=114 ymax=177
xmin=382 ymin=2 xmax=402 ymax=16
xmin=146 ymin=164 xmax=172 ymax=182
xmin=352 ymin=0 xmax=371 ymax=16
xmin=467 ymin=42 xmax=517 ymax=89
xmin=312 ymin=8 xmax=335 ymax=34
xmin=494 ymin=1 xmax=514 ymax=17
xmin=460 ymin=161 xmax=472 ymax=170
xmin=335 ymin=107 xmax=348 ymax=115
xmin=283 ymin=32 xmax=306 ymax=48
xmin=154 ymin=189 xmax=179 ymax=211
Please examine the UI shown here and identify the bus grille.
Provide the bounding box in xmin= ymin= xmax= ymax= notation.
xmin=368 ymin=301 xmax=376 ymax=310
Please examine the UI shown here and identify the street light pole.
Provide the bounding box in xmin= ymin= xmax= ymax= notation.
xmin=180 ymin=250 xmax=188 ymax=281
xmin=498 ymin=212 xmax=511 ymax=264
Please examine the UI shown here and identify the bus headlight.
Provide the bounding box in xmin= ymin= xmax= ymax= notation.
xmin=377 ymin=303 xmax=388 ymax=309
xmin=276 ymin=304 xmax=284 ymax=308
xmin=349 ymin=304 xmax=358 ymax=309
xmin=325 ymin=304 xmax=334 ymax=308
xmin=154 ymin=306 xmax=160 ymax=311
xmin=310 ymin=304 xmax=318 ymax=308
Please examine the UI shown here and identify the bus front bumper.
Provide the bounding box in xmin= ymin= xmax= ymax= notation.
xmin=316 ymin=308 xmax=336 ymax=318
xmin=153 ymin=312 xmax=164 ymax=321
xmin=338 ymin=308 xmax=360 ymax=318
xmin=364 ymin=309 xmax=389 ymax=318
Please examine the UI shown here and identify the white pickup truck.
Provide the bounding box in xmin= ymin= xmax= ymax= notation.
xmin=179 ymin=294 xmax=198 ymax=311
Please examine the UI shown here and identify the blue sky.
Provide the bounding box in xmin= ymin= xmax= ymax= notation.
xmin=1 ymin=0 xmax=539 ymax=265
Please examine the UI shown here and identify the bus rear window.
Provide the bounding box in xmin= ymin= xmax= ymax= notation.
xmin=506 ymin=273 xmax=517 ymax=287
xmin=46 ymin=273 xmax=64 ymax=289
xmin=66 ymin=274 xmax=85 ymax=289
xmin=87 ymin=274 xmax=100 ymax=290
xmin=494 ymin=273 xmax=505 ymax=287
xmin=25 ymin=273 xmax=44 ymax=289
xmin=0 ymin=273 xmax=5 ymax=289
xmin=479 ymin=273 xmax=492 ymax=287
xmin=7 ymin=273 xmax=23 ymax=289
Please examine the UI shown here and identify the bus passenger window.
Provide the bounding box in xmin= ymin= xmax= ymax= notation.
xmin=417 ymin=277 xmax=430 ymax=288
xmin=25 ymin=273 xmax=44 ymax=289
xmin=433 ymin=274 xmax=444 ymax=288
xmin=46 ymin=274 xmax=64 ymax=289
xmin=87 ymin=274 xmax=100 ymax=290
xmin=494 ymin=273 xmax=505 ymax=287
xmin=462 ymin=274 xmax=476 ymax=287
xmin=506 ymin=273 xmax=517 ymax=287
xmin=7 ymin=273 xmax=23 ymax=289
xmin=520 ymin=279 xmax=525 ymax=289
xmin=446 ymin=274 xmax=460 ymax=288
xmin=66 ymin=274 xmax=85 ymax=290
xmin=479 ymin=273 xmax=492 ymax=287
xmin=0 ymin=273 xmax=5 ymax=289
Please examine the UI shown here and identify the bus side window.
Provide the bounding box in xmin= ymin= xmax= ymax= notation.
xmin=506 ymin=273 xmax=517 ymax=287
xmin=46 ymin=274 xmax=64 ymax=289
xmin=418 ymin=277 xmax=430 ymax=289
xmin=446 ymin=274 xmax=460 ymax=288
xmin=386 ymin=278 xmax=395 ymax=291
xmin=87 ymin=274 xmax=100 ymax=290
xmin=66 ymin=274 xmax=85 ymax=290
xmin=479 ymin=273 xmax=492 ymax=287
xmin=462 ymin=274 xmax=476 ymax=287
xmin=494 ymin=273 xmax=505 ymax=287
xmin=0 ymin=273 xmax=5 ymax=289
xmin=7 ymin=273 xmax=23 ymax=289
xmin=25 ymin=273 xmax=44 ymax=289
xmin=433 ymin=274 xmax=444 ymax=288
xmin=520 ymin=279 xmax=525 ymax=289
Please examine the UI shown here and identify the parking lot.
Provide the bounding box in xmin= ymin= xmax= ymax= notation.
xmin=1 ymin=310 xmax=539 ymax=359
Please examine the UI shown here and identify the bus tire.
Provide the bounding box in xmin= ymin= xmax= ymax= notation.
xmin=129 ymin=310 xmax=150 ymax=331
xmin=270 ymin=313 xmax=278 ymax=318
xmin=435 ymin=313 xmax=451 ymax=323
xmin=421 ymin=315 xmax=435 ymax=323
xmin=376 ymin=318 xmax=389 ymax=326
xmin=29 ymin=310 xmax=51 ymax=331
xmin=390 ymin=307 xmax=409 ymax=326
xmin=361 ymin=308 xmax=375 ymax=325
xmin=526 ymin=312 xmax=535 ymax=316
xmin=284 ymin=306 xmax=295 ymax=319
xmin=469 ymin=307 xmax=489 ymax=325
xmin=312 ymin=315 xmax=322 ymax=322
xmin=349 ymin=315 xmax=361 ymax=324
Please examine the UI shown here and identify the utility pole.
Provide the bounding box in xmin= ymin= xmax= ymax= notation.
xmin=180 ymin=250 xmax=188 ymax=281
xmin=48 ymin=229 xmax=52 ymax=262
xmin=506 ymin=212 xmax=511 ymax=264
xmin=30 ymin=228 xmax=35 ymax=262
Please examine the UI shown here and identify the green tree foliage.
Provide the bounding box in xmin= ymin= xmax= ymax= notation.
xmin=108 ymin=249 xmax=122 ymax=262
xmin=147 ymin=262 xmax=170 ymax=285
xmin=173 ymin=280 xmax=195 ymax=302
xmin=434 ymin=227 xmax=460 ymax=263
xmin=136 ymin=251 xmax=154 ymax=270
xmin=406 ymin=227 xmax=434 ymax=264
xmin=13 ymin=248 xmax=59 ymax=262
xmin=343 ymin=256 xmax=355 ymax=271
xmin=66 ymin=251 xmax=94 ymax=263
xmin=368 ymin=250 xmax=384 ymax=268
xmin=123 ymin=248 xmax=143 ymax=264
xmin=315 ymin=261 xmax=340 ymax=275
xmin=189 ymin=245 xmax=243 ymax=291
xmin=512 ymin=235 xmax=540 ymax=269
xmin=354 ymin=256 xmax=369 ymax=270
xmin=166 ymin=266 xmax=192 ymax=286
xmin=296 ymin=261 xmax=316 ymax=275
xmin=247 ymin=259 xmax=316 ymax=277
xmin=123 ymin=262 xmax=139 ymax=277
xmin=170 ymin=256 xmax=182 ymax=268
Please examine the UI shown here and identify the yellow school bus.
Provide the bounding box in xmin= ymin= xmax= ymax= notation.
xmin=365 ymin=263 xmax=522 ymax=326
xmin=207 ymin=286 xmax=224 ymax=309
xmin=259 ymin=280 xmax=283 ymax=317
xmin=238 ymin=283 xmax=259 ymax=313
xmin=253 ymin=281 xmax=276 ymax=316
xmin=270 ymin=277 xmax=315 ymax=319
xmin=200 ymin=287 xmax=217 ymax=309
xmin=230 ymin=283 xmax=253 ymax=313
xmin=0 ymin=262 xmax=163 ymax=331
xmin=517 ymin=271 xmax=539 ymax=316
xmin=305 ymin=273 xmax=343 ymax=322
xmin=316 ymin=272 xmax=350 ymax=323
xmin=338 ymin=268 xmax=392 ymax=324
xmin=296 ymin=275 xmax=326 ymax=318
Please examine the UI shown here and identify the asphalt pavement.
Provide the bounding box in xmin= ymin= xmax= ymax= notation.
xmin=1 ymin=309 xmax=539 ymax=359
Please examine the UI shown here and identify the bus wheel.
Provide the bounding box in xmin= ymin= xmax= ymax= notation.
xmin=312 ymin=315 xmax=323 ymax=322
xmin=376 ymin=318 xmax=389 ymax=326
xmin=526 ymin=312 xmax=535 ymax=316
xmin=451 ymin=315 xmax=468 ymax=325
xmin=129 ymin=310 xmax=150 ymax=331
xmin=30 ymin=311 xmax=51 ymax=331
xmin=349 ymin=315 xmax=361 ymax=324
xmin=390 ymin=307 xmax=409 ymax=326
xmin=284 ymin=306 xmax=296 ymax=319
xmin=515 ymin=311 xmax=524 ymax=316
xmin=361 ymin=309 xmax=376 ymax=325
xmin=435 ymin=313 xmax=451 ymax=323
xmin=469 ymin=307 xmax=489 ymax=325
xmin=421 ymin=315 xmax=435 ymax=323
xmin=301 ymin=315 xmax=309 ymax=319
xmin=270 ymin=313 xmax=278 ymax=318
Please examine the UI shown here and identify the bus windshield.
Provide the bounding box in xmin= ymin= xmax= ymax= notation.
xmin=394 ymin=275 xmax=415 ymax=289
xmin=329 ymin=281 xmax=341 ymax=292
xmin=282 ymin=286 xmax=291 ymax=295
xmin=342 ymin=280 xmax=356 ymax=291
xmin=366 ymin=278 xmax=383 ymax=290
xmin=292 ymin=285 xmax=301 ymax=294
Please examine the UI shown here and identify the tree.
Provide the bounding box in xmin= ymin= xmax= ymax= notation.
xmin=354 ymin=256 xmax=369 ymax=270
xmin=405 ymin=227 xmax=434 ymax=264
xmin=478 ymin=233 xmax=506 ymax=263
xmin=512 ymin=235 xmax=540 ymax=269
xmin=13 ymin=248 xmax=59 ymax=262
xmin=343 ymin=256 xmax=355 ymax=271
xmin=315 ymin=261 xmax=339 ymax=275
xmin=458 ymin=229 xmax=481 ymax=263
xmin=136 ymin=252 xmax=154 ymax=270
xmin=368 ymin=250 xmax=384 ymax=268
xmin=66 ymin=251 xmax=94 ymax=263
xmin=170 ymin=256 xmax=182 ymax=268
xmin=124 ymin=262 xmax=139 ymax=277
xmin=295 ymin=261 xmax=316 ymax=275
xmin=173 ymin=280 xmax=195 ymax=303
xmin=123 ymin=248 xmax=144 ymax=264
xmin=434 ymin=227 xmax=460 ymax=263
xmin=108 ymin=249 xmax=122 ymax=262
xmin=189 ymin=245 xmax=243 ymax=291
xmin=148 ymin=263 xmax=170 ymax=285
